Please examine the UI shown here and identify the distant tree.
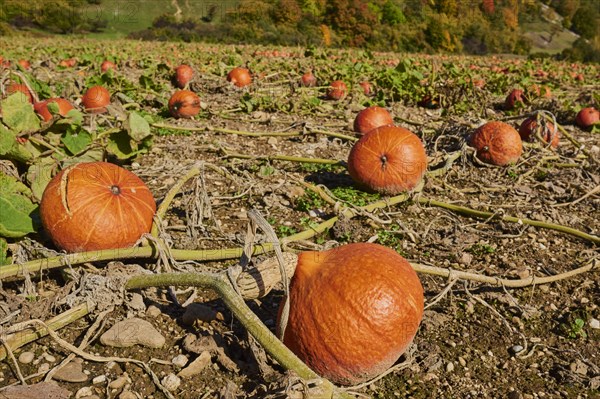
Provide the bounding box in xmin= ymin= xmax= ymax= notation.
xmin=273 ymin=0 xmax=303 ymax=24
xmin=571 ymin=2 xmax=599 ymax=39
xmin=381 ymin=0 xmax=406 ymax=25
xmin=552 ymin=0 xmax=580 ymax=27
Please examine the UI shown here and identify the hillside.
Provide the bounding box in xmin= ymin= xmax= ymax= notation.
xmin=0 ymin=0 xmax=598 ymax=61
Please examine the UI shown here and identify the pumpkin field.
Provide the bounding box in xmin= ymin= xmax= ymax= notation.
xmin=0 ymin=37 xmax=598 ymax=398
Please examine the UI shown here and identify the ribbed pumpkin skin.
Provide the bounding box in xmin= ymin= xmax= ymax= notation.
xmin=469 ymin=121 xmax=522 ymax=166
xmin=82 ymin=86 xmax=110 ymax=114
xmin=168 ymin=90 xmax=201 ymax=118
xmin=40 ymin=162 xmax=156 ymax=253
xmin=281 ymin=243 xmax=424 ymax=386
xmin=348 ymin=125 xmax=427 ymax=194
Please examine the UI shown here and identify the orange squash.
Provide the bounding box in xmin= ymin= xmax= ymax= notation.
xmin=348 ymin=125 xmax=427 ymax=194
xmin=353 ymin=106 xmax=394 ymax=135
xmin=519 ymin=116 xmax=559 ymax=148
xmin=227 ymin=67 xmax=252 ymax=87
xmin=279 ymin=243 xmax=424 ymax=386
xmin=469 ymin=121 xmax=522 ymax=166
xmin=39 ymin=162 xmax=156 ymax=253
xmin=300 ymin=71 xmax=317 ymax=87
xmin=575 ymin=107 xmax=599 ymax=130
xmin=174 ymin=64 xmax=194 ymax=88
xmin=7 ymin=83 xmax=34 ymax=104
xmin=168 ymin=90 xmax=201 ymax=118
xmin=34 ymin=98 xmax=75 ymax=122
xmin=326 ymin=80 xmax=347 ymax=100
xmin=82 ymin=85 xmax=111 ymax=113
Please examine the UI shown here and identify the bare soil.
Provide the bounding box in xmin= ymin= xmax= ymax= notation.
xmin=0 ymin=42 xmax=598 ymax=399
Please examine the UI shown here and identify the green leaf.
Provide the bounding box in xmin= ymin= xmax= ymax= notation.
xmin=0 ymin=173 xmax=37 ymax=238
xmin=0 ymin=124 xmax=33 ymax=163
xmin=106 ymin=130 xmax=136 ymax=159
xmin=27 ymin=158 xmax=56 ymax=202
xmin=47 ymin=101 xmax=60 ymax=115
xmin=127 ymin=112 xmax=152 ymax=141
xmin=61 ymin=148 xmax=104 ymax=168
xmin=61 ymin=128 xmax=92 ymax=155
xmin=0 ymin=237 xmax=8 ymax=265
xmin=55 ymin=109 xmax=84 ymax=126
xmin=1 ymin=93 xmax=41 ymax=133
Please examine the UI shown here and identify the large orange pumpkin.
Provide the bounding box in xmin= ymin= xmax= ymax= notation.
xmin=279 ymin=243 xmax=424 ymax=386
xmin=348 ymin=125 xmax=427 ymax=194
xmin=469 ymin=121 xmax=522 ymax=166
xmin=168 ymin=90 xmax=201 ymax=118
xmin=40 ymin=162 xmax=156 ymax=253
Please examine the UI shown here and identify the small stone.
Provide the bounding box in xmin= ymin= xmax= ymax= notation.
xmin=570 ymin=360 xmax=588 ymax=376
xmin=508 ymin=392 xmax=522 ymax=399
xmin=109 ymin=375 xmax=129 ymax=390
xmin=178 ymin=351 xmax=212 ymax=378
xmin=589 ymin=318 xmax=600 ymax=329
xmin=18 ymin=351 xmax=35 ymax=364
xmin=75 ymin=386 xmax=93 ymax=398
xmin=43 ymin=353 xmax=57 ymax=363
xmin=509 ymin=345 xmax=524 ymax=355
xmin=128 ymin=293 xmax=146 ymax=312
xmin=458 ymin=356 xmax=467 ymax=367
xmin=172 ymin=355 xmax=188 ymax=368
xmin=100 ymin=318 xmax=165 ymax=349
xmin=446 ymin=362 xmax=455 ymax=373
xmin=1 ymin=382 xmax=71 ymax=399
xmin=161 ymin=373 xmax=181 ymax=391
xmin=460 ymin=252 xmax=473 ymax=266
xmin=93 ymin=375 xmax=107 ymax=384
xmin=146 ymin=305 xmax=161 ymax=318
xmin=38 ymin=363 xmax=50 ymax=373
xmin=119 ymin=392 xmax=137 ymax=399
xmin=267 ymin=137 xmax=278 ymax=146
xmin=182 ymin=303 xmax=220 ymax=325
xmin=580 ymin=297 xmax=589 ymax=304
xmin=53 ymin=361 xmax=89 ymax=383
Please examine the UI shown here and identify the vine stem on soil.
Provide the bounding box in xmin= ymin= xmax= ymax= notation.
xmin=151 ymin=122 xmax=357 ymax=141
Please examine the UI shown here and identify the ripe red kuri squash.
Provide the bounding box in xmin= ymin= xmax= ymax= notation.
xmin=101 ymin=60 xmax=116 ymax=72
xmin=227 ymin=67 xmax=252 ymax=88
xmin=279 ymin=242 xmax=424 ymax=386
xmin=40 ymin=162 xmax=156 ymax=253
xmin=300 ymin=71 xmax=317 ymax=87
xmin=519 ymin=116 xmax=559 ymax=148
xmin=82 ymin=86 xmax=111 ymax=113
xmin=326 ymin=80 xmax=347 ymax=100
xmin=174 ymin=64 xmax=194 ymax=88
xmin=575 ymin=107 xmax=599 ymax=130
xmin=353 ymin=106 xmax=394 ymax=134
xmin=34 ymin=98 xmax=75 ymax=122
xmin=505 ymin=88 xmax=525 ymax=110
xmin=469 ymin=121 xmax=522 ymax=166
xmin=7 ymin=83 xmax=34 ymax=103
xmin=168 ymin=90 xmax=201 ymax=118
xmin=348 ymin=125 xmax=428 ymax=194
